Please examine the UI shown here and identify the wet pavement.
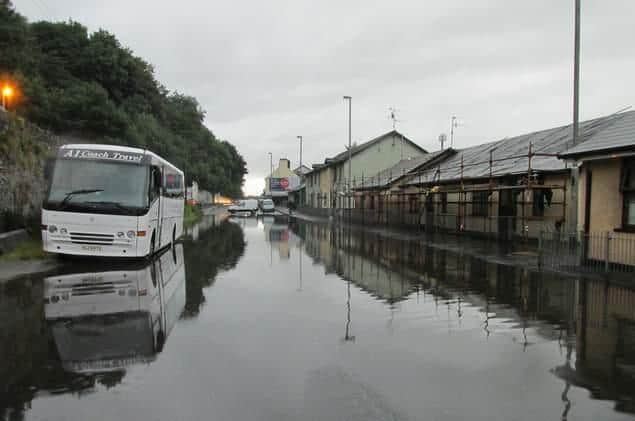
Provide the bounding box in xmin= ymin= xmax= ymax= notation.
xmin=1 ymin=214 xmax=634 ymax=421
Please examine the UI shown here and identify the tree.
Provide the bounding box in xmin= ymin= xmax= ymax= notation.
xmin=0 ymin=2 xmax=247 ymax=196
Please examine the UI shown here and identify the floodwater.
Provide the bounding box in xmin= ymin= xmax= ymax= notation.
xmin=1 ymin=214 xmax=634 ymax=421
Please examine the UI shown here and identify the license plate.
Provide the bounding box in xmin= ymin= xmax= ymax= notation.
xmin=81 ymin=245 xmax=103 ymax=252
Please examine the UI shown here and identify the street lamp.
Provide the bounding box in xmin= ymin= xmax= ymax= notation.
xmin=343 ymin=96 xmax=352 ymax=213
xmin=297 ymin=136 xmax=303 ymax=167
xmin=268 ymin=152 xmax=273 ymax=194
xmin=2 ymin=85 xmax=13 ymax=110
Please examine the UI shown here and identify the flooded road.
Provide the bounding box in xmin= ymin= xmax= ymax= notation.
xmin=1 ymin=215 xmax=634 ymax=421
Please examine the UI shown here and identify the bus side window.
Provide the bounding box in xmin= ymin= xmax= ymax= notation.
xmin=164 ymin=172 xmax=184 ymax=198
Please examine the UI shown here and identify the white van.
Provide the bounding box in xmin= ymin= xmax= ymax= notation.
xmin=228 ymin=199 xmax=259 ymax=216
xmin=259 ymin=198 xmax=275 ymax=213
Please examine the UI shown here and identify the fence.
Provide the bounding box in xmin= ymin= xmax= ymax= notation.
xmin=539 ymin=231 xmax=635 ymax=274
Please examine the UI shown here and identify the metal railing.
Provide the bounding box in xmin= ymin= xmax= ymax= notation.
xmin=538 ymin=231 xmax=635 ymax=274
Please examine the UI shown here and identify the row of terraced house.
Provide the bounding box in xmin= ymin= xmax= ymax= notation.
xmin=296 ymin=110 xmax=635 ymax=269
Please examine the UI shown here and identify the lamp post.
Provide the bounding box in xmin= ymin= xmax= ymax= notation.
xmin=297 ymin=135 xmax=303 ymax=167
xmin=343 ymin=96 xmax=352 ymax=213
xmin=2 ymin=85 xmax=13 ymax=110
xmin=572 ymin=0 xmax=581 ymax=145
xmin=268 ymin=152 xmax=273 ymax=195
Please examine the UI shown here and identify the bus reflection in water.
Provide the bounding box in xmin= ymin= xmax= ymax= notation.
xmin=43 ymin=244 xmax=186 ymax=374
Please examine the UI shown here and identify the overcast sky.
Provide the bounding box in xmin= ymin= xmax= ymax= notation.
xmin=15 ymin=0 xmax=635 ymax=195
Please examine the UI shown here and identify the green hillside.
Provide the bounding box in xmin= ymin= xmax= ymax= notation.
xmin=0 ymin=0 xmax=246 ymax=197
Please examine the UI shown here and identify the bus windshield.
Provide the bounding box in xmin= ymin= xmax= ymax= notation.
xmin=45 ymin=159 xmax=149 ymax=213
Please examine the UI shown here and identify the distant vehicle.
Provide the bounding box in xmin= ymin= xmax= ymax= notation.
xmin=228 ymin=199 xmax=259 ymax=216
xmin=44 ymin=245 xmax=186 ymax=373
xmin=41 ymin=144 xmax=184 ymax=258
xmin=259 ymin=198 xmax=275 ymax=213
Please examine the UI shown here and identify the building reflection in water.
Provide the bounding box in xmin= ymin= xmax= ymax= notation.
xmin=0 ymin=245 xmax=187 ymax=420
xmin=292 ymin=221 xmax=635 ymax=416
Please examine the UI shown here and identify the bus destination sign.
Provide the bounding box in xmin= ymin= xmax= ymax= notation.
xmin=60 ymin=148 xmax=147 ymax=163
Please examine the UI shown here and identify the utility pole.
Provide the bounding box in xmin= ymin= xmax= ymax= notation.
xmin=297 ymin=135 xmax=303 ymax=167
xmin=344 ymin=96 xmax=352 ymax=212
xmin=568 ymin=0 xmax=582 ymax=233
xmin=572 ymin=0 xmax=581 ymax=145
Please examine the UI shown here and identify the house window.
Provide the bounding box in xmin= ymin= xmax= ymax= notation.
xmin=370 ymin=195 xmax=375 ymax=210
xmin=440 ymin=192 xmax=448 ymax=213
xmin=533 ymin=190 xmax=545 ymax=217
xmin=472 ymin=191 xmax=489 ymax=217
xmin=621 ymin=160 xmax=635 ymax=229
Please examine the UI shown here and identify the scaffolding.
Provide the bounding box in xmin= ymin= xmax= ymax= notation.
xmin=348 ymin=142 xmax=570 ymax=240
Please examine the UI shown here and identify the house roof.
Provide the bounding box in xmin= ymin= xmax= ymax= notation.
xmin=355 ymin=149 xmax=454 ymax=190
xmin=329 ymin=130 xmax=427 ymax=164
xmin=294 ymin=165 xmax=312 ymax=176
xmin=305 ymin=130 xmax=427 ymax=177
xmin=559 ymin=110 xmax=635 ymax=158
xmin=402 ymin=112 xmax=626 ymax=187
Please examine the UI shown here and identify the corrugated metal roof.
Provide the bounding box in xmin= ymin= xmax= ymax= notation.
xmin=403 ymin=112 xmax=625 ymax=186
xmin=560 ymin=110 xmax=635 ymax=158
xmin=356 ymin=150 xmax=452 ymax=189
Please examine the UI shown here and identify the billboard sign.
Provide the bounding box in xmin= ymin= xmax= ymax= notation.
xmin=270 ymin=176 xmax=298 ymax=192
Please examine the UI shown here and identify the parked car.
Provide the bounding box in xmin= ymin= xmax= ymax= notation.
xmin=228 ymin=199 xmax=259 ymax=216
xmin=259 ymin=198 xmax=275 ymax=213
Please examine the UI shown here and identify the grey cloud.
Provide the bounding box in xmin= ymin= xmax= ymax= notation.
xmin=16 ymin=0 xmax=635 ymax=194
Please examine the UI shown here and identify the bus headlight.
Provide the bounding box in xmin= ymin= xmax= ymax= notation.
xmin=117 ymin=231 xmax=125 ymax=238
xmin=48 ymin=225 xmax=58 ymax=234
xmin=60 ymin=228 xmax=68 ymax=235
xmin=126 ymin=230 xmax=136 ymax=238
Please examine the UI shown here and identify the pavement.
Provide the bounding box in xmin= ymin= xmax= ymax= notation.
xmin=0 ymin=258 xmax=59 ymax=283
xmin=277 ymin=207 xmax=626 ymax=282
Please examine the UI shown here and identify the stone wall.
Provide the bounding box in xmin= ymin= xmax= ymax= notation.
xmin=0 ymin=109 xmax=61 ymax=232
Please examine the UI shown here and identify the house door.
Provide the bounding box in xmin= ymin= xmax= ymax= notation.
xmin=498 ymin=189 xmax=516 ymax=240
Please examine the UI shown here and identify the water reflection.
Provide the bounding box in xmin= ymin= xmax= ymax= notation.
xmin=182 ymin=217 xmax=245 ymax=318
xmin=44 ymin=244 xmax=186 ymax=375
xmin=291 ymin=221 xmax=635 ymax=415
xmin=0 ymin=245 xmax=186 ymax=420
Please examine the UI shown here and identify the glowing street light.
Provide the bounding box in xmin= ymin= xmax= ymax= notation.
xmin=2 ymin=85 xmax=14 ymax=109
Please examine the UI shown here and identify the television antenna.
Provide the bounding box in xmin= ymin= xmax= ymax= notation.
xmin=438 ymin=133 xmax=447 ymax=150
xmin=450 ymin=116 xmax=459 ymax=147
xmin=388 ymin=107 xmax=401 ymax=130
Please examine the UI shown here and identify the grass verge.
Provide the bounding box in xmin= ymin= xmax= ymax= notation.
xmin=184 ymin=203 xmax=203 ymax=227
xmin=0 ymin=236 xmax=49 ymax=261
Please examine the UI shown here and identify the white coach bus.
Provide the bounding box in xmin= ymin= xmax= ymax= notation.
xmin=41 ymin=144 xmax=185 ymax=258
